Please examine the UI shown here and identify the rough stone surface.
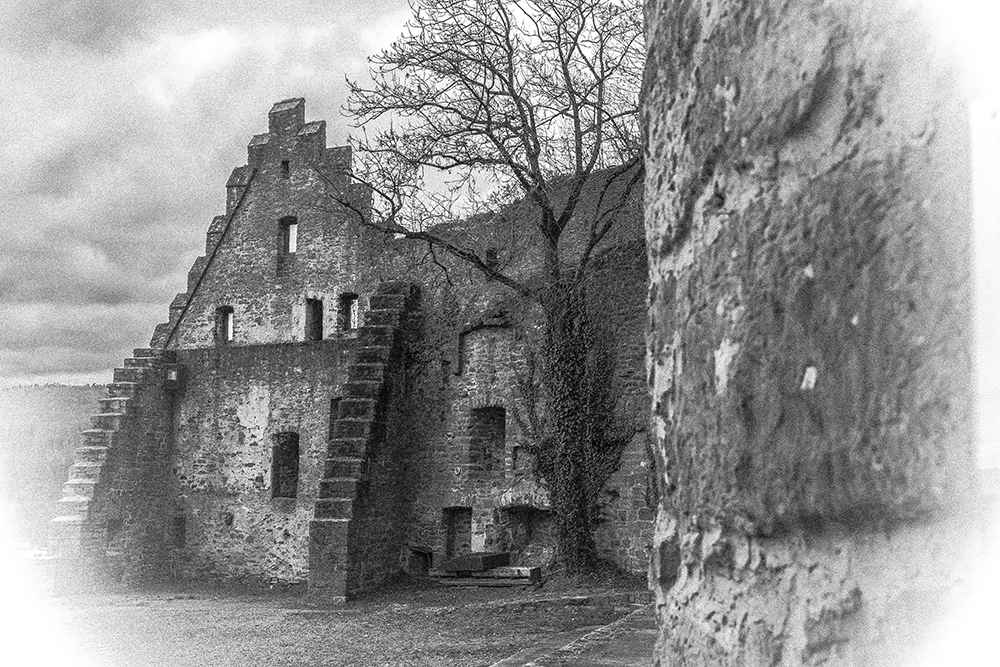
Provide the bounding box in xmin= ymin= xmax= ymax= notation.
xmin=643 ymin=0 xmax=978 ymax=664
xmin=51 ymin=98 xmax=654 ymax=598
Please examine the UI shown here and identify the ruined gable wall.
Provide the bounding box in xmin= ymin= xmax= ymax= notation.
xmin=158 ymin=99 xmax=393 ymax=351
xmin=644 ymin=0 xmax=978 ymax=663
xmin=154 ymin=100 xmax=398 ymax=585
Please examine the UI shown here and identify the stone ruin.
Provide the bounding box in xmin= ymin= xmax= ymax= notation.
xmin=48 ymin=97 xmax=653 ymax=602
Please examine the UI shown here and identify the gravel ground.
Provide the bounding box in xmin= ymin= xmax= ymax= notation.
xmin=13 ymin=578 xmax=640 ymax=667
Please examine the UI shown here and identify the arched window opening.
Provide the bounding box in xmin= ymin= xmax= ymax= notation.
xmin=271 ymin=432 xmax=300 ymax=499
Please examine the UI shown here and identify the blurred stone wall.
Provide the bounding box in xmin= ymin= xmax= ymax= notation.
xmin=642 ymin=0 xmax=979 ymax=663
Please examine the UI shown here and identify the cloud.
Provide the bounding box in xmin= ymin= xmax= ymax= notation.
xmin=0 ymin=0 xmax=411 ymax=386
xmin=0 ymin=0 xmax=169 ymax=55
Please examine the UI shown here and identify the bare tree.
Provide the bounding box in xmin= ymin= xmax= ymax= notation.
xmin=328 ymin=0 xmax=644 ymax=571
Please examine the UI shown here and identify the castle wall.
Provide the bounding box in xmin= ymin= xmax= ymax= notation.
xmin=168 ymin=341 xmax=352 ymax=584
xmin=403 ymin=234 xmax=654 ymax=573
xmin=643 ymin=0 xmax=979 ymax=663
xmin=47 ymin=98 xmax=654 ymax=593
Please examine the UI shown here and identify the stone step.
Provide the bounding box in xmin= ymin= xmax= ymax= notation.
xmin=80 ymin=429 xmax=114 ymax=445
xmin=342 ymin=380 xmax=384 ymax=400
xmin=98 ymin=396 xmax=131 ymax=413
xmin=51 ymin=515 xmax=85 ymax=526
xmin=57 ymin=496 xmax=93 ymax=515
xmin=357 ymin=326 xmax=396 ymax=348
xmin=70 ymin=461 xmax=103 ymax=480
xmin=124 ymin=357 xmax=159 ymax=369
xmin=349 ymin=363 xmax=386 ymax=382
xmin=107 ymin=382 xmax=138 ymax=398
xmin=74 ymin=446 xmax=109 ymax=462
xmin=364 ymin=309 xmax=403 ymax=327
xmin=324 ymin=457 xmax=363 ymax=478
xmin=90 ymin=413 xmax=126 ymax=430
xmin=332 ymin=420 xmax=373 ymax=440
xmin=318 ymin=477 xmax=360 ymax=498
xmin=328 ymin=437 xmax=367 ymax=457
xmin=314 ymin=498 xmax=354 ymax=520
xmin=133 ymin=348 xmax=176 ymax=362
xmin=356 ymin=346 xmax=391 ymax=364
xmin=369 ymin=294 xmax=407 ymax=310
xmin=338 ymin=398 xmax=377 ymax=420
xmin=63 ymin=478 xmax=97 ymax=498
xmin=113 ymin=367 xmax=149 ymax=383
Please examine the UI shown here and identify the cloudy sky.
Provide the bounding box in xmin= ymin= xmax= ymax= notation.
xmin=0 ymin=0 xmax=409 ymax=387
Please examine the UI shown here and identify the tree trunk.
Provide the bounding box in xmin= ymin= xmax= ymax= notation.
xmin=541 ymin=284 xmax=600 ymax=571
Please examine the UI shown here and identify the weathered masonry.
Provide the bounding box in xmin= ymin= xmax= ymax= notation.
xmin=644 ymin=0 xmax=982 ymax=664
xmin=50 ymin=98 xmax=653 ymax=599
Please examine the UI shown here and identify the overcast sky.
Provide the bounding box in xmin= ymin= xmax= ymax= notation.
xmin=0 ymin=0 xmax=409 ymax=387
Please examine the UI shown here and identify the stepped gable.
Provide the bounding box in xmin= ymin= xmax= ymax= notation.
xmin=309 ymin=281 xmax=420 ymax=602
xmin=150 ymin=97 xmax=352 ymax=349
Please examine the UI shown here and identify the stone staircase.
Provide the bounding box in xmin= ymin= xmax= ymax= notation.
xmin=309 ymin=282 xmax=419 ymax=600
xmin=49 ymin=348 xmax=177 ymax=585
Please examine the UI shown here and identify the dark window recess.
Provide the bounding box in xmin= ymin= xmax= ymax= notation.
xmin=484 ymin=247 xmax=499 ymax=273
xmin=328 ymin=397 xmax=342 ymax=440
xmin=280 ymin=159 xmax=290 ymax=178
xmin=172 ymin=516 xmax=186 ymax=548
xmin=305 ymin=298 xmax=324 ymax=341
xmin=216 ymin=306 xmax=234 ymax=343
xmin=469 ymin=406 xmax=505 ymax=473
xmin=271 ymin=432 xmax=300 ymax=498
xmin=339 ymin=293 xmax=360 ymax=331
xmin=106 ymin=517 xmax=123 ymax=548
xmin=443 ymin=507 xmax=473 ymax=558
xmin=277 ymin=216 xmax=297 ymax=275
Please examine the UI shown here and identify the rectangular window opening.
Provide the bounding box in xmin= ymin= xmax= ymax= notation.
xmin=172 ymin=516 xmax=186 ymax=548
xmin=277 ymin=217 xmax=298 ymax=276
xmin=469 ymin=406 xmax=506 ymax=474
xmin=443 ymin=507 xmax=473 ymax=558
xmin=305 ymin=298 xmax=324 ymax=341
xmin=271 ymin=432 xmax=300 ymax=499
xmin=216 ymin=306 xmax=234 ymax=343
xmin=339 ymin=293 xmax=360 ymax=331
xmin=280 ymin=159 xmax=290 ymax=179
xmin=283 ymin=220 xmax=298 ymax=253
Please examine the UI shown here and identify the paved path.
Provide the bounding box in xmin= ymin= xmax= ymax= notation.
xmin=489 ymin=604 xmax=656 ymax=667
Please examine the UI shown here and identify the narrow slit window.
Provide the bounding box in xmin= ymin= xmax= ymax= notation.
xmin=277 ymin=216 xmax=297 ymax=276
xmin=271 ymin=432 xmax=300 ymax=499
xmin=305 ymin=298 xmax=324 ymax=341
xmin=282 ymin=218 xmax=298 ymax=253
xmin=339 ymin=293 xmax=359 ymax=331
xmin=280 ymin=159 xmax=290 ymax=179
xmin=216 ymin=306 xmax=234 ymax=343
